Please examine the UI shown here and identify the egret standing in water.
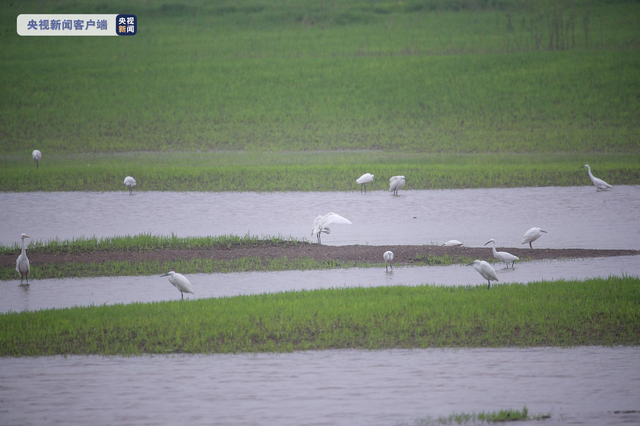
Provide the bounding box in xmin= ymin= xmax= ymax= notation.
xmin=311 ymin=212 xmax=352 ymax=244
xmin=389 ymin=176 xmax=406 ymax=196
xmin=581 ymin=164 xmax=612 ymax=191
xmin=383 ymin=250 xmax=394 ymax=272
xmin=356 ymin=173 xmax=374 ymax=193
xmin=521 ymin=227 xmax=547 ymax=249
xmin=124 ymin=176 xmax=136 ymax=195
xmin=467 ymin=260 xmax=498 ymax=289
xmin=161 ymin=271 xmax=194 ymax=300
xmin=32 ymin=150 xmax=41 ymax=169
xmin=484 ymin=238 xmax=519 ymax=268
xmin=16 ymin=233 xmax=31 ymax=285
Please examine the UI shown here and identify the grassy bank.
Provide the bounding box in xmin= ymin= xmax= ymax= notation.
xmin=2 ymin=151 xmax=638 ymax=192
xmin=1 ymin=276 xmax=638 ymax=356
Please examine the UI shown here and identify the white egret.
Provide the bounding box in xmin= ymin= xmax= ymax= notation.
xmin=389 ymin=176 xmax=407 ymax=196
xmin=311 ymin=212 xmax=352 ymax=244
xmin=467 ymin=259 xmax=498 ymax=289
xmin=521 ymin=227 xmax=547 ymax=249
xmin=161 ymin=271 xmax=195 ymax=300
xmin=124 ymin=176 xmax=136 ymax=195
xmin=383 ymin=250 xmax=394 ymax=272
xmin=16 ymin=233 xmax=31 ymax=285
xmin=484 ymin=238 xmax=519 ymax=268
xmin=32 ymin=150 xmax=41 ymax=169
xmin=442 ymin=240 xmax=463 ymax=247
xmin=356 ymin=173 xmax=374 ymax=193
xmin=581 ymin=164 xmax=612 ymax=191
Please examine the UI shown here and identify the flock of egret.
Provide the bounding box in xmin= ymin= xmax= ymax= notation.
xmin=17 ymin=156 xmax=612 ymax=295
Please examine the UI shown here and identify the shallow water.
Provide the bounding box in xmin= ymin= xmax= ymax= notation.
xmin=2 ymin=256 xmax=638 ymax=313
xmin=1 ymin=346 xmax=638 ymax=426
xmin=2 ymin=186 xmax=639 ymax=249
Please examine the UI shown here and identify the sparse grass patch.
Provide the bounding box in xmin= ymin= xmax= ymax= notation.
xmin=421 ymin=406 xmax=551 ymax=424
xmin=1 ymin=276 xmax=638 ymax=356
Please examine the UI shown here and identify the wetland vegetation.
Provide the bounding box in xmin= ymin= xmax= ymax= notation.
xmin=1 ymin=276 xmax=638 ymax=356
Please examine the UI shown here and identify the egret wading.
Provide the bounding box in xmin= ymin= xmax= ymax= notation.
xmin=581 ymin=164 xmax=612 ymax=191
xmin=442 ymin=240 xmax=463 ymax=247
xmin=161 ymin=271 xmax=194 ymax=300
xmin=124 ymin=176 xmax=136 ymax=195
xmin=32 ymin=150 xmax=41 ymax=169
xmin=356 ymin=173 xmax=374 ymax=193
xmin=389 ymin=176 xmax=406 ymax=196
xmin=521 ymin=227 xmax=547 ymax=249
xmin=311 ymin=212 xmax=352 ymax=244
xmin=16 ymin=233 xmax=31 ymax=285
xmin=383 ymin=250 xmax=394 ymax=272
xmin=484 ymin=238 xmax=519 ymax=268
xmin=467 ymin=259 xmax=498 ymax=289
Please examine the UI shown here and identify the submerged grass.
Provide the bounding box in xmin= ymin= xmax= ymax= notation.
xmin=1 ymin=276 xmax=638 ymax=356
xmin=2 ymin=152 xmax=639 ymax=192
xmin=422 ymin=406 xmax=551 ymax=424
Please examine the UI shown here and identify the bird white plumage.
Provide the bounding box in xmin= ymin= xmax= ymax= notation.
xmin=484 ymin=238 xmax=519 ymax=268
xmin=581 ymin=164 xmax=612 ymax=191
xmin=311 ymin=212 xmax=352 ymax=244
xmin=161 ymin=271 xmax=194 ymax=300
xmin=124 ymin=176 xmax=136 ymax=195
xmin=389 ymin=176 xmax=406 ymax=195
xmin=521 ymin=227 xmax=547 ymax=249
xmin=383 ymin=250 xmax=394 ymax=272
xmin=16 ymin=233 xmax=31 ymax=285
xmin=356 ymin=173 xmax=374 ymax=193
xmin=32 ymin=150 xmax=41 ymax=169
xmin=442 ymin=240 xmax=463 ymax=247
xmin=468 ymin=259 xmax=498 ymax=289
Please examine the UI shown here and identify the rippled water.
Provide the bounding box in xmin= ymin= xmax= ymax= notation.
xmin=2 ymin=186 xmax=639 ymax=248
xmin=1 ymin=347 xmax=638 ymax=426
xmin=2 ymin=256 xmax=638 ymax=314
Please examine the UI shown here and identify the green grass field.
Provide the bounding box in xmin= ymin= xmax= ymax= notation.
xmin=1 ymin=276 xmax=638 ymax=356
xmin=1 ymin=0 xmax=639 ymax=191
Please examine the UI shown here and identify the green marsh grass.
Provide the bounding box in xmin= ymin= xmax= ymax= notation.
xmin=2 ymin=152 xmax=638 ymax=192
xmin=1 ymin=1 xmax=639 ymax=156
xmin=1 ymin=276 xmax=638 ymax=356
xmin=0 ymin=233 xmax=302 ymax=255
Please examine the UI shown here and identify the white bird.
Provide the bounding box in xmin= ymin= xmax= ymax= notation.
xmin=468 ymin=259 xmax=499 ymax=289
xmin=161 ymin=271 xmax=194 ymax=300
xmin=311 ymin=212 xmax=352 ymax=244
xmin=32 ymin=150 xmax=41 ymax=169
xmin=16 ymin=233 xmax=31 ymax=285
xmin=442 ymin=240 xmax=463 ymax=247
xmin=581 ymin=164 xmax=612 ymax=191
xmin=356 ymin=173 xmax=374 ymax=193
xmin=383 ymin=250 xmax=394 ymax=272
xmin=389 ymin=176 xmax=407 ymax=196
xmin=521 ymin=227 xmax=547 ymax=249
xmin=484 ymin=238 xmax=519 ymax=268
xmin=124 ymin=176 xmax=136 ymax=195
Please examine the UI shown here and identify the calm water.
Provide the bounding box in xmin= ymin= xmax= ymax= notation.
xmin=2 ymin=256 xmax=639 ymax=314
xmin=1 ymin=347 xmax=639 ymax=426
xmin=2 ymin=186 xmax=639 ymax=249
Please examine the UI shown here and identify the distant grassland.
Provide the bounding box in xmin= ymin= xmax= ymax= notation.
xmin=1 ymin=276 xmax=638 ymax=356
xmin=1 ymin=0 xmax=639 ymax=155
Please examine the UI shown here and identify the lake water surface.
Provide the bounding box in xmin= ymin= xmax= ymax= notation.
xmin=1 ymin=347 xmax=638 ymax=426
xmin=2 ymin=186 xmax=639 ymax=248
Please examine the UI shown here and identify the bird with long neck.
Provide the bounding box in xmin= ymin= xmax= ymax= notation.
xmin=484 ymin=238 xmax=519 ymax=268
xmin=16 ymin=233 xmax=31 ymax=285
xmin=581 ymin=164 xmax=612 ymax=191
